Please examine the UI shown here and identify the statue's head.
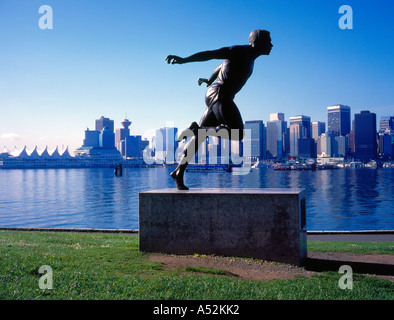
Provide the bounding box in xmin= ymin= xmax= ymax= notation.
xmin=249 ymin=30 xmax=272 ymax=55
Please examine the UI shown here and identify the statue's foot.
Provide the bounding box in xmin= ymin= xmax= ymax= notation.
xmin=177 ymin=122 xmax=199 ymax=142
xmin=170 ymin=170 xmax=189 ymax=190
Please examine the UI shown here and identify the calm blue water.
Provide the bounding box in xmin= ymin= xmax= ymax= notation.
xmin=0 ymin=167 xmax=393 ymax=231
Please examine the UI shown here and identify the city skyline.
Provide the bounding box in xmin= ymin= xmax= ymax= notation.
xmin=3 ymin=105 xmax=392 ymax=160
xmin=1 ymin=1 xmax=394 ymax=152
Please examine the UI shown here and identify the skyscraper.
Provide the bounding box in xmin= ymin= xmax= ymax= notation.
xmin=312 ymin=121 xmax=326 ymax=141
xmin=83 ymin=129 xmax=100 ymax=148
xmin=289 ymin=124 xmax=301 ymax=157
xmin=96 ymin=116 xmax=114 ymax=132
xmin=266 ymin=114 xmax=287 ymax=158
xmin=289 ymin=115 xmax=311 ymax=157
xmin=327 ymin=105 xmax=351 ymax=136
xmin=378 ymin=116 xmax=394 ymax=158
xmin=379 ymin=116 xmax=394 ymax=132
xmin=378 ymin=132 xmax=394 ymax=158
xmin=155 ymin=127 xmax=178 ymax=163
xmin=354 ymin=110 xmax=377 ymax=160
xmin=318 ymin=132 xmax=335 ymax=157
xmin=244 ymin=120 xmax=265 ymax=161
xmin=99 ymin=127 xmax=115 ymax=148
xmin=289 ymin=115 xmax=311 ymax=138
xmin=74 ymin=116 xmax=121 ymax=160
xmin=332 ymin=135 xmax=348 ymax=157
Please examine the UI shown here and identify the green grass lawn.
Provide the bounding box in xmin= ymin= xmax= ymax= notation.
xmin=0 ymin=230 xmax=393 ymax=300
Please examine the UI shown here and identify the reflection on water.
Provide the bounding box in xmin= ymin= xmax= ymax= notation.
xmin=0 ymin=167 xmax=393 ymax=231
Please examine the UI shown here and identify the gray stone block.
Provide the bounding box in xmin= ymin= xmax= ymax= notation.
xmin=139 ymin=188 xmax=307 ymax=266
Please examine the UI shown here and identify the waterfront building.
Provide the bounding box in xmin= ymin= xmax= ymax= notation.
xmin=39 ymin=146 xmax=51 ymax=159
xmin=289 ymin=115 xmax=311 ymax=157
xmin=318 ymin=132 xmax=335 ymax=157
xmin=312 ymin=121 xmax=326 ymax=141
xmin=244 ymin=120 xmax=265 ymax=162
xmin=100 ymin=126 xmax=115 ymax=148
xmin=289 ymin=115 xmax=311 ymax=138
xmin=0 ymin=147 xmax=10 ymax=159
xmin=266 ymin=113 xmax=287 ymax=158
xmin=74 ymin=116 xmax=121 ymax=160
xmin=155 ymin=127 xmax=178 ymax=163
xmin=83 ymin=129 xmax=100 ymax=147
xmin=11 ymin=146 xmax=30 ymax=158
xmin=124 ymin=135 xmax=142 ymax=158
xmin=378 ymin=130 xmax=394 ymax=158
xmin=96 ymin=116 xmax=114 ymax=132
xmin=50 ymin=146 xmax=62 ymax=159
xmin=327 ymin=105 xmax=351 ymax=136
xmin=1 ymin=115 xmax=151 ymax=168
xmin=283 ymin=128 xmax=290 ymax=156
xmin=346 ymin=131 xmax=355 ymax=155
xmin=114 ymin=118 xmax=149 ymax=159
xmin=206 ymin=136 xmax=221 ymax=164
xmin=354 ymin=110 xmax=377 ymax=161
xmin=378 ymin=116 xmax=394 ymax=159
xmin=289 ymin=124 xmax=301 ymax=157
xmin=379 ymin=116 xmax=394 ymax=132
xmin=298 ymin=138 xmax=315 ymax=158
xmin=0 ymin=146 xmax=81 ymax=168
xmin=332 ymin=135 xmax=349 ymax=157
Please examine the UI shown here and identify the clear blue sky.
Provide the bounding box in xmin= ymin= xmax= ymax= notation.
xmin=1 ymin=0 xmax=393 ymax=152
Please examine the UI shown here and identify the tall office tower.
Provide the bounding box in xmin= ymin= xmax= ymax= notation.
xmin=379 ymin=116 xmax=394 ymax=132
xmin=155 ymin=128 xmax=166 ymax=162
xmin=289 ymin=115 xmax=311 ymax=138
xmin=289 ymin=124 xmax=314 ymax=158
xmin=332 ymin=135 xmax=349 ymax=157
xmin=289 ymin=116 xmax=311 ymax=157
xmin=298 ymin=138 xmax=315 ymax=158
xmin=289 ymin=124 xmax=301 ymax=157
xmin=378 ymin=132 xmax=394 ymax=158
xmin=96 ymin=116 xmax=114 ymax=132
xmin=378 ymin=116 xmax=394 ymax=158
xmin=244 ymin=120 xmax=265 ymax=162
xmin=166 ymin=127 xmax=178 ymax=163
xmin=347 ymin=131 xmax=355 ymax=154
xmin=82 ymin=128 xmax=100 ymax=147
xmin=327 ymin=105 xmax=351 ymax=136
xmin=354 ymin=110 xmax=377 ymax=160
xmin=99 ymin=127 xmax=115 ymax=148
xmin=124 ymin=135 xmax=142 ymax=158
xmin=312 ymin=121 xmax=326 ymax=141
xmin=155 ymin=127 xmax=178 ymax=163
xmin=319 ymin=132 xmax=335 ymax=157
xmin=266 ymin=117 xmax=287 ymax=158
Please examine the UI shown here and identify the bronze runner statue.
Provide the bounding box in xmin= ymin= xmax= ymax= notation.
xmin=166 ymin=30 xmax=273 ymax=190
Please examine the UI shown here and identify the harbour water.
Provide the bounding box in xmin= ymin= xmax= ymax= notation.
xmin=0 ymin=167 xmax=393 ymax=231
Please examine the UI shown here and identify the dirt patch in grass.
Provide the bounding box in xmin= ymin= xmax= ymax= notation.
xmin=149 ymin=252 xmax=394 ymax=282
xmin=148 ymin=253 xmax=316 ymax=281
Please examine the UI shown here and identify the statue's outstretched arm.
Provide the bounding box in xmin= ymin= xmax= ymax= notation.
xmin=198 ymin=64 xmax=222 ymax=87
xmin=166 ymin=47 xmax=230 ymax=65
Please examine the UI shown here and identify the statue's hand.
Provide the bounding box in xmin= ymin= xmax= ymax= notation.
xmin=198 ymin=78 xmax=211 ymax=87
xmin=198 ymin=78 xmax=208 ymax=86
xmin=165 ymin=55 xmax=185 ymax=64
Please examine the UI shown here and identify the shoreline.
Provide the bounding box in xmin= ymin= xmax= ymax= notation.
xmin=1 ymin=226 xmax=393 ymax=234
xmin=1 ymin=227 xmax=394 ymax=242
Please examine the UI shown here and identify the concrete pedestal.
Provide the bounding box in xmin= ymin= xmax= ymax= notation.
xmin=139 ymin=188 xmax=307 ymax=266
